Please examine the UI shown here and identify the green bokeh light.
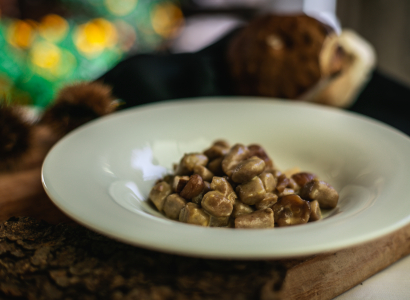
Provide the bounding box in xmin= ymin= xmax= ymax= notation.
xmin=0 ymin=0 xmax=181 ymax=108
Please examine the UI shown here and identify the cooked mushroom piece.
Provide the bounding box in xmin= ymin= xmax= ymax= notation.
xmin=201 ymin=191 xmax=234 ymax=217
xmin=193 ymin=165 xmax=214 ymax=182
xmin=273 ymin=194 xmax=311 ymax=226
xmin=179 ymin=174 xmax=204 ymax=199
xmin=210 ymin=176 xmax=237 ymax=204
xmin=255 ymin=193 xmax=278 ymax=210
xmin=232 ymin=199 xmax=254 ymax=218
xmin=175 ymin=153 xmax=208 ymax=175
xmin=163 ymin=194 xmax=187 ymax=220
xmin=259 ymin=172 xmax=277 ymax=193
xmin=309 ymin=200 xmax=322 ymax=221
xmin=203 ymin=140 xmax=230 ymax=160
xmin=236 ymin=176 xmax=266 ymax=205
xmin=291 ymin=172 xmax=317 ymax=187
xmin=299 ymin=179 xmax=339 ymax=209
xmin=231 ymin=156 xmax=266 ymax=183
xmin=179 ymin=203 xmax=210 ymax=226
xmin=248 ymin=144 xmax=274 ymax=171
xmin=149 ymin=181 xmax=172 ymax=212
xmin=235 ymin=208 xmax=275 ymax=229
xmin=222 ymin=144 xmax=250 ymax=176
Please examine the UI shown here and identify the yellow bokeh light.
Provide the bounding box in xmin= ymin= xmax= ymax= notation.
xmin=105 ymin=0 xmax=138 ymax=16
xmin=30 ymin=41 xmax=61 ymax=69
xmin=74 ymin=18 xmax=117 ymax=56
xmin=39 ymin=14 xmax=69 ymax=43
xmin=151 ymin=2 xmax=184 ymax=38
xmin=7 ymin=20 xmax=37 ymax=49
xmin=30 ymin=42 xmax=76 ymax=79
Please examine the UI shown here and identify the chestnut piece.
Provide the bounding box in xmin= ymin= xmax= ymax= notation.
xmin=259 ymin=172 xmax=276 ymax=193
xmin=203 ymin=140 xmax=230 ymax=160
xmin=163 ymin=194 xmax=187 ymax=220
xmin=149 ymin=181 xmax=172 ymax=212
xmin=191 ymin=181 xmax=211 ymax=204
xmin=248 ymin=144 xmax=274 ymax=171
xmin=172 ymin=175 xmax=189 ymax=193
xmin=193 ymin=165 xmax=214 ymax=182
xmin=235 ymin=208 xmax=275 ymax=229
xmin=180 ymin=174 xmax=205 ymax=199
xmin=287 ymin=177 xmax=299 ymax=190
xmin=232 ymin=199 xmax=254 ymax=218
xmin=201 ymin=191 xmax=234 ymax=217
xmin=231 ymin=156 xmax=266 ymax=183
xmin=291 ymin=172 xmax=317 ymax=187
xmin=278 ymin=188 xmax=295 ymax=197
xmin=309 ymin=200 xmax=322 ymax=221
xmin=236 ymin=176 xmax=266 ymax=205
xmin=299 ymin=179 xmax=339 ymax=209
xmin=179 ymin=203 xmax=210 ymax=226
xmin=210 ymin=176 xmax=237 ymax=204
xmin=255 ymin=193 xmax=278 ymax=210
xmin=175 ymin=153 xmax=208 ymax=175
xmin=208 ymin=215 xmax=230 ymax=227
xmin=222 ymin=144 xmax=250 ymax=176
xmin=273 ymin=194 xmax=311 ymax=226
xmin=207 ymin=157 xmax=225 ymax=176
xmin=275 ymin=174 xmax=290 ymax=193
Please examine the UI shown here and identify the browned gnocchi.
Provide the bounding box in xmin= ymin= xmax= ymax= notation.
xmin=148 ymin=140 xmax=339 ymax=228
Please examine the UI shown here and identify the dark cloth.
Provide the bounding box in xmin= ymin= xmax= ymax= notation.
xmin=98 ymin=30 xmax=239 ymax=109
xmin=348 ymin=71 xmax=410 ymax=136
xmin=99 ymin=31 xmax=410 ymax=136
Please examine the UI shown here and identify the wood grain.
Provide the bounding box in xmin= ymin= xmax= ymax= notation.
xmin=279 ymin=223 xmax=410 ymax=299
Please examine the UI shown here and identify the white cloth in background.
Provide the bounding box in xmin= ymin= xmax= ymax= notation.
xmin=171 ymin=0 xmax=340 ymax=53
xmin=262 ymin=0 xmax=341 ymax=33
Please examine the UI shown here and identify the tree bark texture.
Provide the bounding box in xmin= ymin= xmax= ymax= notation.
xmin=0 ymin=217 xmax=285 ymax=300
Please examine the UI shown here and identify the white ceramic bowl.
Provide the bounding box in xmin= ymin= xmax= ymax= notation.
xmin=42 ymin=97 xmax=410 ymax=259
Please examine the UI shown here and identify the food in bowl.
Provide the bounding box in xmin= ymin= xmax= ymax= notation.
xmin=148 ymin=140 xmax=339 ymax=228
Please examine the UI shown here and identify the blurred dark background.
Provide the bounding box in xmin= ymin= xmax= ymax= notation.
xmin=0 ymin=0 xmax=409 ymax=107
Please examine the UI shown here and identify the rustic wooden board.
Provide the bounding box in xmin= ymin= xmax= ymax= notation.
xmin=279 ymin=223 xmax=410 ymax=299
xmin=0 ymin=217 xmax=285 ymax=300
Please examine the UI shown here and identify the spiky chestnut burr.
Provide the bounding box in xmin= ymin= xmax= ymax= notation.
xmin=39 ymin=81 xmax=118 ymax=136
xmin=0 ymin=102 xmax=31 ymax=171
